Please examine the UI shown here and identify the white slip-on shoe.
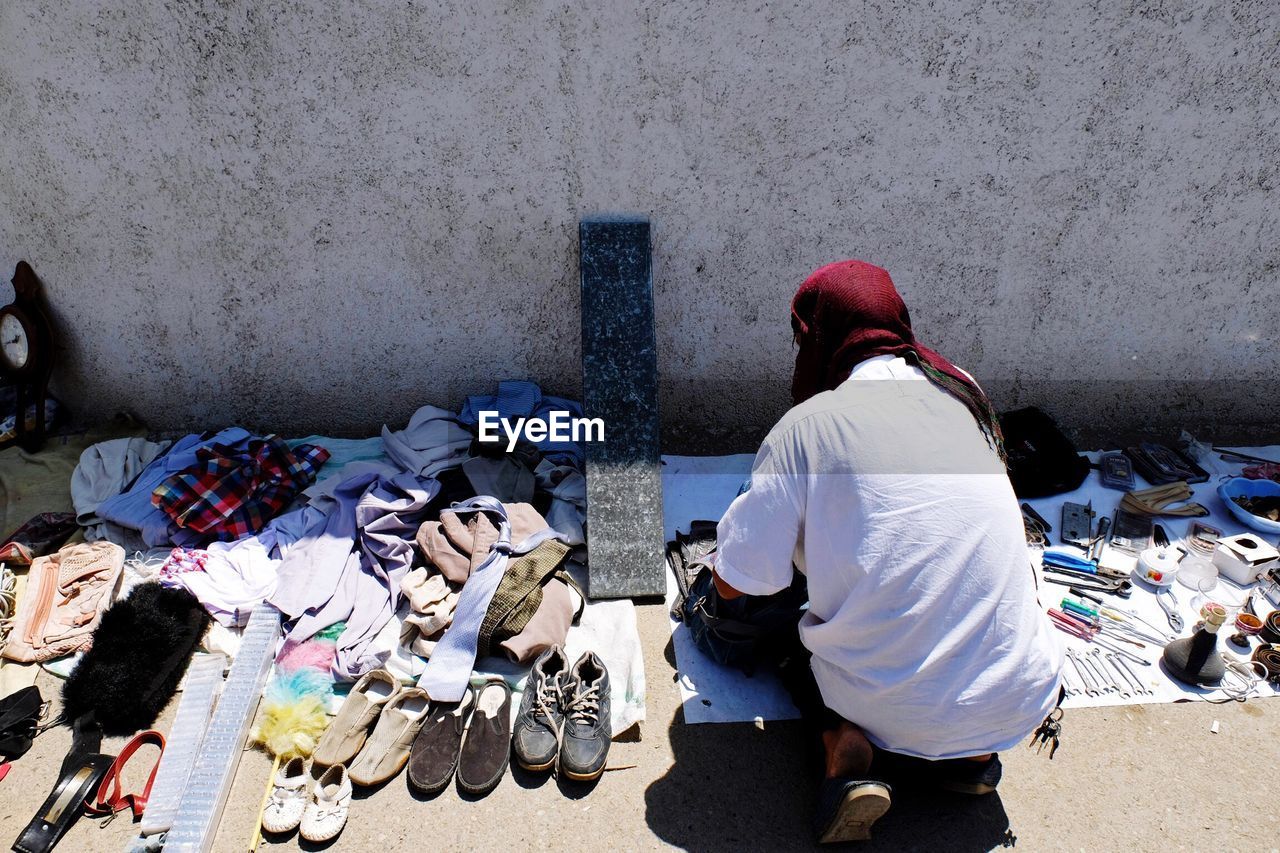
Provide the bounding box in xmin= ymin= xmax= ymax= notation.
xmin=313 ymin=668 xmax=402 ymax=767
xmin=260 ymin=756 xmax=309 ymax=834
xmin=300 ymin=764 xmax=352 ymax=843
xmin=348 ymin=687 xmax=433 ymax=786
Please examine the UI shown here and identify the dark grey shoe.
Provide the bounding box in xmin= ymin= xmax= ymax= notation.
xmin=557 ymin=651 xmax=611 ymax=781
xmin=512 ymin=646 xmax=569 ymax=772
xmin=814 ymin=779 xmax=892 ymax=844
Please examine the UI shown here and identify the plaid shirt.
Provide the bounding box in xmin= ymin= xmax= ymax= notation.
xmin=152 ymin=436 xmax=330 ymax=541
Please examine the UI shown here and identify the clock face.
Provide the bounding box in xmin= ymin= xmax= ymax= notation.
xmin=1 ymin=312 xmax=30 ymax=370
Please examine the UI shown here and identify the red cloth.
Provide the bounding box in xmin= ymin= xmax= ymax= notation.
xmin=790 ymin=260 xmax=1000 ymax=445
xmin=151 ymin=437 xmax=329 ymax=541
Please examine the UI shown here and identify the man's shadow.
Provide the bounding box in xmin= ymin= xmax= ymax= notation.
xmin=643 ymin=637 xmax=1016 ymax=852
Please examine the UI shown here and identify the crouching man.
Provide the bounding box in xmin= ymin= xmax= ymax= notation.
xmin=713 ymin=260 xmax=1063 ymax=843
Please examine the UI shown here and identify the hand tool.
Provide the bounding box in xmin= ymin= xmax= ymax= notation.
xmin=1088 ymin=648 xmax=1125 ymax=694
xmin=1107 ymin=605 xmax=1176 ymax=642
xmin=1049 ymin=609 xmax=1096 ymax=640
xmin=1156 ymin=586 xmax=1185 ymax=633
xmin=1090 ymin=516 xmax=1112 ymax=562
xmin=1097 ymin=607 xmax=1167 ymax=645
xmin=1091 ymin=633 xmax=1152 ymax=666
xmin=1066 ymin=650 xmax=1099 ymax=697
xmin=1098 ymin=653 xmax=1132 ymax=699
xmin=1213 ymin=446 xmax=1280 ymax=466
xmin=1112 ymin=654 xmax=1153 ymax=696
xmin=1079 ymin=649 xmax=1114 ymax=693
xmin=1022 ymin=503 xmax=1052 ymax=532
xmin=1059 ymin=663 xmax=1083 ymax=697
xmin=1069 ymin=586 xmax=1105 ymax=605
xmin=1043 ymin=566 xmax=1133 ymax=596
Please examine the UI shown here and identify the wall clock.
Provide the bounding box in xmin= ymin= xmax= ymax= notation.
xmin=1 ymin=261 xmax=56 ymax=451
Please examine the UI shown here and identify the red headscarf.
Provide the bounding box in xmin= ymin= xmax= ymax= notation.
xmin=790 ymin=259 xmax=1003 ymax=450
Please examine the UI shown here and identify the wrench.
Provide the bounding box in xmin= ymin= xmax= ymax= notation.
xmin=1060 ymin=666 xmax=1082 ymax=697
xmin=1089 ymin=649 xmax=1125 ymax=694
xmin=1114 ymin=655 xmax=1153 ymax=696
xmin=1083 ymin=651 xmax=1117 ymax=693
xmin=1095 ymin=650 xmax=1126 ymax=697
xmin=1067 ymin=651 xmax=1099 ymax=697
xmin=1102 ymin=653 xmax=1134 ymax=699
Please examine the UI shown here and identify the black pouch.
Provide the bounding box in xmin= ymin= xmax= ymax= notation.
xmin=59 ymin=584 xmax=211 ymax=737
xmin=0 ymin=686 xmax=44 ymax=763
xmin=0 ymin=513 xmax=77 ymax=566
xmin=679 ymin=562 xmax=808 ymax=673
xmin=999 ymin=407 xmax=1090 ymax=498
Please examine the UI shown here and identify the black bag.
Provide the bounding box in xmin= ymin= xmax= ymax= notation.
xmin=60 ymin=583 xmax=211 ymax=737
xmin=667 ymin=522 xmax=807 ymax=673
xmin=0 ymin=686 xmax=43 ymax=763
xmin=680 ymin=565 xmax=808 ymax=672
xmin=1000 ymin=407 xmax=1090 ymax=498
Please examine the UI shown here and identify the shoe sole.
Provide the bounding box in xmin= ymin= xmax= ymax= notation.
xmin=516 ymin=755 xmax=557 ymax=773
xmin=559 ymin=763 xmax=605 ymax=782
xmin=938 ymin=780 xmax=998 ymax=796
xmin=817 ymin=783 xmax=891 ymax=844
xmin=349 ymin=751 xmax=410 ymax=788
xmin=300 ymin=817 xmax=349 ymax=844
xmin=457 ymin=755 xmax=510 ymax=796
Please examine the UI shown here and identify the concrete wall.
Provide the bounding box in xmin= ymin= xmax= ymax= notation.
xmin=1 ymin=1 xmax=1277 ymax=451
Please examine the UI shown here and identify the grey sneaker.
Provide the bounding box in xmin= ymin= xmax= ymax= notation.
xmin=557 ymin=651 xmax=611 ymax=781
xmin=512 ymin=646 xmax=569 ymax=772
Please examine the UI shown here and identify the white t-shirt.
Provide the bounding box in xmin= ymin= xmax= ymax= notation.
xmin=716 ymin=355 xmax=1063 ymax=759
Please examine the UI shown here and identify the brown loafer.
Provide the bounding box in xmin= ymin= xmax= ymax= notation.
xmin=314 ymin=669 xmax=401 ymax=768
xmin=456 ymin=680 xmax=512 ymax=796
xmin=407 ymin=687 xmax=476 ymax=795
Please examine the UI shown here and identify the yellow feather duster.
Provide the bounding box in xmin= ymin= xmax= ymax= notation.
xmin=251 ymin=668 xmax=331 ymax=760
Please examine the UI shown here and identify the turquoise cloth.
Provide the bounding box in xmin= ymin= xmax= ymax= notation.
xmin=286 ymin=435 xmax=388 ymax=474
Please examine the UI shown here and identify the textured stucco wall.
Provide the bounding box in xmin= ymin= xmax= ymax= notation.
xmin=1 ymin=1 xmax=1277 ymax=450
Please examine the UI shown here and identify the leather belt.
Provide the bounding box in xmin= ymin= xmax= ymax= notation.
xmin=1252 ymin=644 xmax=1280 ymax=683
xmin=1261 ymin=611 xmax=1280 ymax=645
xmin=11 ymin=751 xmax=112 ymax=853
xmin=83 ymin=730 xmax=164 ymax=821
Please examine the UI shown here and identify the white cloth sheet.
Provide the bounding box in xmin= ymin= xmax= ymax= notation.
xmin=666 ymin=446 xmax=1280 ymax=724
xmin=1026 ymin=445 xmax=1280 ymax=709
xmin=663 ymin=453 xmax=801 ymax=724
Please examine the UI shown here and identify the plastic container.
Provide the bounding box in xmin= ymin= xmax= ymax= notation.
xmin=1176 ymin=553 xmax=1219 ymax=591
xmin=1217 ymin=477 xmax=1280 ymax=534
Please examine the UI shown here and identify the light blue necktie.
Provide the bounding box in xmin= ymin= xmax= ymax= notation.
xmin=417 ymin=496 xmax=563 ymax=701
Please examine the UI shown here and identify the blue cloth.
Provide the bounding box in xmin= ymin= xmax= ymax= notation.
xmin=457 ymin=380 xmax=586 ymax=467
xmin=97 ymin=427 xmax=253 ymax=547
xmin=286 ymin=435 xmax=389 ymax=473
xmin=271 ymin=468 xmax=439 ymax=680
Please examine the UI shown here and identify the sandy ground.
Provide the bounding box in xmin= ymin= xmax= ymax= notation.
xmin=2 ymin=601 xmax=1277 ymax=853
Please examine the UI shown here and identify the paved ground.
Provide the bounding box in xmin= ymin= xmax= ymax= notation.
xmin=2 ymin=601 xmax=1277 ymax=853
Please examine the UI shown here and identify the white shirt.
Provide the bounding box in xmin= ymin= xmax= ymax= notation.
xmin=716 ymin=356 xmax=1063 ymax=759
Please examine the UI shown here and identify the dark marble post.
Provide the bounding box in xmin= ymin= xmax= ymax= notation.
xmin=579 ymin=217 xmax=666 ymax=598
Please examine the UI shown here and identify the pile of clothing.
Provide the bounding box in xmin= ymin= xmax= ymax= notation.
xmin=0 ymin=380 xmax=617 ymax=849
xmin=48 ymin=380 xmax=590 ymax=684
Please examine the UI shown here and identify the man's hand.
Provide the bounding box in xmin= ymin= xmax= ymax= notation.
xmin=713 ymin=569 xmax=745 ymax=600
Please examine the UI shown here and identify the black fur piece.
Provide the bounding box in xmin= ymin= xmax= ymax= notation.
xmin=60 ymin=583 xmax=212 ymax=737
